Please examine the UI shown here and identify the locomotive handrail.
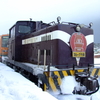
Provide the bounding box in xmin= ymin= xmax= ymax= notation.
xmin=90 ymin=64 xmax=100 ymax=65
xmin=61 ymin=22 xmax=78 ymax=25
xmin=37 ymin=49 xmax=40 ymax=67
xmin=48 ymin=21 xmax=56 ymax=25
xmin=61 ymin=21 xmax=92 ymax=28
xmin=44 ymin=50 xmax=46 ymax=70
xmin=46 ymin=64 xmax=90 ymax=71
xmin=89 ymin=64 xmax=100 ymax=68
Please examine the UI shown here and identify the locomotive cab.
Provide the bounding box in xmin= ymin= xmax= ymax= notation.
xmin=8 ymin=21 xmax=37 ymax=61
xmin=8 ymin=21 xmax=50 ymax=62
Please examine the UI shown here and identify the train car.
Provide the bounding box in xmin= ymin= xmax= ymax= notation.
xmin=0 ymin=34 xmax=9 ymax=62
xmin=6 ymin=17 xmax=99 ymax=95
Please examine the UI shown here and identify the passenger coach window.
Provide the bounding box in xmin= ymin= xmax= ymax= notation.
xmin=18 ymin=25 xmax=31 ymax=33
xmin=2 ymin=36 xmax=9 ymax=47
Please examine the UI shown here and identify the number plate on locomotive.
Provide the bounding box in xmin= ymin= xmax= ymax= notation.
xmin=73 ymin=52 xmax=86 ymax=57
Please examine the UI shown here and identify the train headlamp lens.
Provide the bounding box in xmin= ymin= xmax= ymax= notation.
xmin=76 ymin=25 xmax=80 ymax=32
xmin=89 ymin=22 xmax=93 ymax=28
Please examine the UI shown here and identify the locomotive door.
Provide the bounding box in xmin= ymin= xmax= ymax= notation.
xmin=8 ymin=38 xmax=15 ymax=60
xmin=45 ymin=33 xmax=52 ymax=66
xmin=11 ymin=40 xmax=15 ymax=60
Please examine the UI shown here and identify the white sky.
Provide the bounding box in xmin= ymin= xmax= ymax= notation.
xmin=0 ymin=0 xmax=100 ymax=42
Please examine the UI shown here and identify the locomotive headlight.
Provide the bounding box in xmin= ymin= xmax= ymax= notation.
xmin=89 ymin=22 xmax=93 ymax=28
xmin=76 ymin=25 xmax=81 ymax=32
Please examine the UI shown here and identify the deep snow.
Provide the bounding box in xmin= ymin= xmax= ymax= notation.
xmin=0 ymin=58 xmax=100 ymax=100
xmin=0 ymin=63 xmax=57 ymax=100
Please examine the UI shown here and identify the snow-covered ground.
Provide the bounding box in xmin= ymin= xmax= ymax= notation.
xmin=0 ymin=58 xmax=100 ymax=100
xmin=94 ymin=58 xmax=100 ymax=64
xmin=0 ymin=63 xmax=57 ymax=100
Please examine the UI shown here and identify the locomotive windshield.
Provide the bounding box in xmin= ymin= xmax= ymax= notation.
xmin=18 ymin=25 xmax=31 ymax=33
xmin=2 ymin=36 xmax=9 ymax=47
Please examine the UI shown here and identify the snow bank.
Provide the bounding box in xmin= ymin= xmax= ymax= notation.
xmin=60 ymin=76 xmax=78 ymax=94
xmin=94 ymin=58 xmax=100 ymax=68
xmin=0 ymin=63 xmax=57 ymax=100
xmin=57 ymin=94 xmax=91 ymax=100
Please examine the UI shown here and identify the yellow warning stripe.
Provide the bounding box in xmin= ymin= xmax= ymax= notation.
xmin=48 ymin=77 xmax=56 ymax=91
xmin=44 ymin=73 xmax=56 ymax=91
xmin=98 ymin=69 xmax=100 ymax=76
xmin=91 ymin=68 xmax=100 ymax=76
xmin=91 ymin=69 xmax=97 ymax=76
xmin=70 ymin=70 xmax=75 ymax=75
xmin=44 ymin=84 xmax=47 ymax=91
xmin=62 ymin=70 xmax=68 ymax=76
xmin=54 ymin=71 xmax=61 ymax=85
xmin=77 ymin=69 xmax=84 ymax=73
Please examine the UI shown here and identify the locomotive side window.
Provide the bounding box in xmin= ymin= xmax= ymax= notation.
xmin=18 ymin=25 xmax=31 ymax=33
xmin=9 ymin=26 xmax=15 ymax=38
xmin=2 ymin=36 xmax=9 ymax=47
